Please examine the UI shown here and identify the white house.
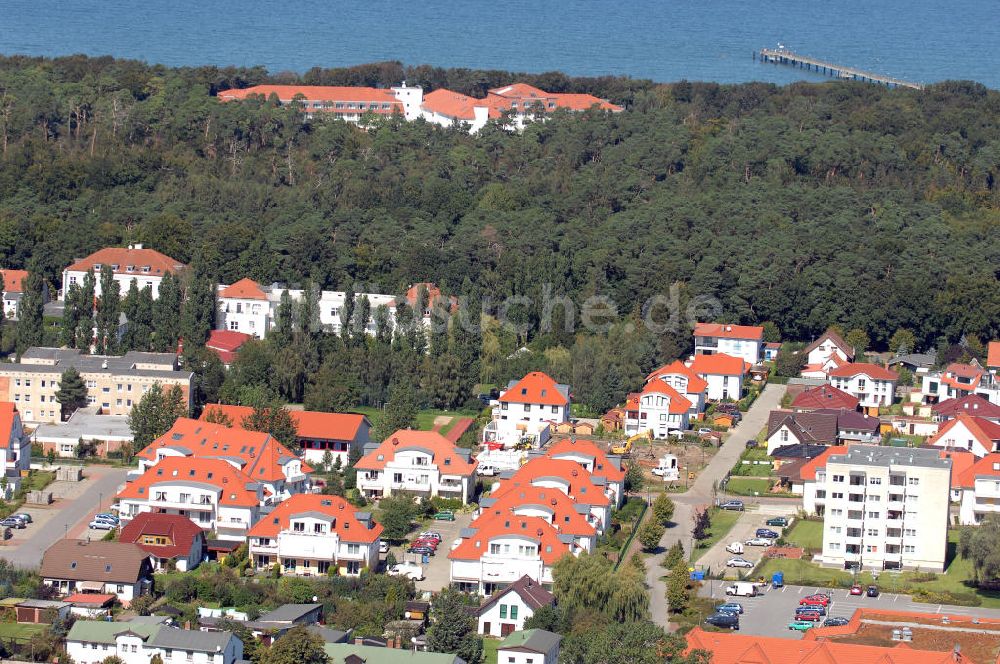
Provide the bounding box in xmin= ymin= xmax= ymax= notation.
xmin=449 ymin=514 xmax=576 ymax=596
xmin=802 ymin=329 xmax=854 ymax=368
xmin=484 ymin=372 xmax=569 ymax=448
xmin=40 ymin=540 xmax=154 ymax=605
xmin=957 ymin=453 xmax=1000 ymax=525
xmin=118 ymin=512 xmax=206 ymax=572
xmin=0 ymin=403 xmax=31 ymax=490
xmin=926 ymin=413 xmax=1000 ymax=458
xmin=496 ymin=629 xmax=562 ymax=664
xmin=827 ymin=363 xmax=899 ymax=415
xmin=816 ymin=445 xmax=951 ymax=572
xmin=475 ymin=484 xmax=598 ymax=554
xmin=61 ymin=245 xmax=185 ymax=300
xmin=623 ymin=381 xmax=691 ymax=440
xmin=67 ymin=618 xmax=242 ymax=664
xmin=355 ymin=430 xmax=477 ymax=503
xmin=248 ymin=494 xmax=382 ymax=576
xmin=642 ymin=360 xmax=708 ymax=417
xmin=693 ymin=322 xmax=764 ymax=365
xmin=687 ymin=353 xmax=749 ymax=402
xmin=920 ymin=361 xmax=1000 ymax=406
xmin=1 ymin=268 xmax=29 ymax=319
xmin=477 ymin=575 xmax=555 ymax=637
xmin=216 ymin=84 xmax=422 ymax=123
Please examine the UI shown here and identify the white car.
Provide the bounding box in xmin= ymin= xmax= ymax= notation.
xmin=477 ymin=465 xmax=498 ymax=477
xmin=89 ymin=519 xmax=116 ymax=531
xmin=745 ymin=537 xmax=775 ymax=547
xmin=387 ymin=561 xmax=424 ymax=581
xmin=379 ymin=541 xmax=390 ymax=554
xmin=418 ymin=531 xmax=442 ymax=543
xmin=726 ymin=557 xmax=755 ymax=569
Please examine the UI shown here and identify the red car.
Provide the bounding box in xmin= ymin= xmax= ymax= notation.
xmin=413 ymin=538 xmax=438 ymax=549
xmin=799 ymin=595 xmax=830 ymax=607
xmin=849 ymin=584 xmax=863 ymax=596
xmin=794 ymin=610 xmax=823 ymax=622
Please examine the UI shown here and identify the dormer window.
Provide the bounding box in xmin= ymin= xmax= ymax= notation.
xmin=93 ymin=263 xmax=102 ymax=270
xmin=111 ymin=264 xmax=119 ymax=271
xmin=142 ymin=266 xmax=151 ymax=273
xmin=126 ymin=265 xmax=135 ymax=273
xmin=521 ymin=388 xmax=527 ymax=395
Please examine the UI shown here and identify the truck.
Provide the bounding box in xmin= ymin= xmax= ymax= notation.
xmin=725 ymin=541 xmax=744 ymax=555
xmin=725 ymin=582 xmax=758 ymax=597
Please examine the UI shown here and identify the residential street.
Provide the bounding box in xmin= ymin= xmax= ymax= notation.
xmin=644 ymin=383 xmax=787 ymax=628
xmin=0 ymin=466 xmax=127 ymax=568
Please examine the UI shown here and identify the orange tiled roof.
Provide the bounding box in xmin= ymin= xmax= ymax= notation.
xmin=549 ymin=93 xmax=622 ymax=112
xmin=545 ymin=438 xmax=625 ymax=482
xmin=488 ymin=82 xmax=551 ymax=99
xmin=421 ymin=88 xmax=496 ymax=121
xmin=645 ymin=360 xmax=709 ymax=393
xmin=65 ymin=247 xmax=185 ymax=277
xmin=475 ymin=486 xmax=595 ymax=538
xmin=119 ymin=512 xmax=205 ymax=559
xmin=247 ymin=493 xmax=382 ymax=543
xmin=954 ymin=451 xmax=1000 ymax=488
xmin=491 ymin=457 xmax=610 ymax=507
xmin=0 ymin=403 xmax=19 ymax=450
xmin=688 ymin=353 xmax=749 ymax=376
xmin=928 ymin=413 xmax=1000 ymax=453
xmin=639 ymin=380 xmax=694 ymax=414
xmin=799 ymin=445 xmax=849 ymax=481
xmin=685 ymin=626 xmax=971 ymax=664
xmin=354 ymin=430 xmax=476 ymax=474
xmin=200 ymin=404 xmax=367 ymax=442
xmin=217 ymin=85 xmax=402 ymax=115
xmin=448 ymin=513 xmax=571 ymax=564
xmin=988 ymin=341 xmax=1000 ymax=369
xmin=116 ymin=456 xmax=262 ymax=507
xmin=693 ymin=322 xmax=764 ymax=341
xmin=792 ymin=385 xmax=860 ymax=411
xmin=500 ymin=372 xmax=569 ymax=406
xmin=0 ymin=269 xmax=28 ymax=292
xmin=827 ymin=362 xmax=899 ymax=381
xmin=219 ymin=278 xmax=267 ymax=300
xmin=932 ymin=394 xmax=1000 ymax=420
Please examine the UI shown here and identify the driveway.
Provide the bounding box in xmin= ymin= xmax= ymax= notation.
xmin=697 ymin=581 xmax=1000 ymax=638
xmin=378 ymin=510 xmax=474 ymax=592
xmin=644 ymin=383 xmax=787 ymax=628
xmin=696 ymin=512 xmax=798 ymax=578
xmin=0 ymin=466 xmax=127 ymax=568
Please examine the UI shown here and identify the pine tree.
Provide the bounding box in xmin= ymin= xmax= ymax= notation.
xmin=55 ymin=367 xmax=88 ymax=421
xmin=271 ymin=290 xmax=294 ymax=348
xmin=180 ymin=273 xmax=216 ymax=350
xmin=15 ymin=269 xmax=45 ymax=355
xmin=372 ymin=381 xmax=418 ymax=441
xmin=339 ymin=283 xmax=355 ymax=342
xmin=373 ymin=304 xmax=393 ymax=345
xmin=75 ymin=271 xmax=96 ymax=351
xmin=151 ymin=272 xmax=181 ymax=352
xmin=351 ymin=293 xmax=370 ymax=340
xmin=94 ymin=265 xmax=120 ymax=355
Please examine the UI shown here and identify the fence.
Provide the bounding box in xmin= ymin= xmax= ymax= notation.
xmin=612 ymin=501 xmax=648 ymax=571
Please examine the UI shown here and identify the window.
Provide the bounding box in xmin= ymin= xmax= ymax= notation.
xmin=908 ymin=477 xmax=920 ymax=486
xmin=832 ymin=474 xmax=844 ymax=483
xmin=314 ymin=523 xmax=324 ymax=534
xmin=551 ymin=405 xmax=559 ymax=414
xmin=868 ymin=495 xmax=881 ymax=502
xmin=830 ymin=509 xmax=843 ymax=517
xmin=490 ymin=543 xmax=501 ymax=554
xmin=867 ymin=528 xmax=879 ymax=536
xmin=500 ymin=604 xmax=507 ymax=619
xmin=829 ymin=542 xmax=841 ymax=550
xmin=831 ymin=492 xmax=844 ymax=499
xmin=904 ymin=528 xmax=917 ymax=536
xmin=347 ymin=544 xmax=360 ymax=555
xmin=867 ymin=511 xmax=880 ymax=519
xmin=865 ymin=545 xmax=878 ymax=553
xmin=904 ymin=545 xmax=916 ymax=553
xmin=780 ymin=430 xmax=788 ymax=442
xmin=510 ymin=605 xmax=518 ymax=619
xmin=869 ymin=477 xmax=882 ymax=485
xmin=830 ymin=526 xmax=842 ymax=534
xmin=229 ymin=321 xmax=240 ymax=330
xmin=293 ymin=522 xmax=305 ymax=532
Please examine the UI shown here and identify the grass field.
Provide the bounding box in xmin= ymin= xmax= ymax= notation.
xmin=0 ymin=622 xmax=46 ymax=642
xmin=692 ymin=508 xmax=741 ymax=562
xmin=725 ymin=477 xmax=772 ymax=496
xmin=782 ymin=519 xmax=823 ymax=550
xmin=350 ymin=407 xmax=480 ymax=431
xmin=483 ymin=637 xmax=500 ymax=664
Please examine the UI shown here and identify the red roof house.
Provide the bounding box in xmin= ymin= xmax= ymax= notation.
xmin=119 ymin=512 xmax=206 ymax=571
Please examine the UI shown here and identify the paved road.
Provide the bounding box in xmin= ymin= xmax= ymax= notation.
xmin=645 ymin=383 xmax=787 ymax=628
xmin=0 ymin=467 xmax=127 ymax=568
xmin=697 ymin=581 xmax=1000 ymax=638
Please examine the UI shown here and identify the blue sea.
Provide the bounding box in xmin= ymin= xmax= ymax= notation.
xmin=2 ymin=0 xmax=999 ymax=88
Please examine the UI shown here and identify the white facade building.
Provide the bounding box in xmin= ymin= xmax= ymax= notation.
xmin=827 ymin=363 xmax=899 ymax=414
xmin=927 ymin=413 xmax=1000 ymax=458
xmin=355 ymin=430 xmax=477 ymax=503
xmin=817 ymin=445 xmax=951 ymax=572
xmin=477 ymin=575 xmax=555 ymax=637
xmin=957 ymin=453 xmax=1000 ymax=525
xmin=67 ymin=619 xmax=242 ymax=664
xmin=61 ymin=245 xmax=185 ymax=300
xmin=623 ymin=381 xmax=691 ymax=439
xmin=693 ymin=322 xmax=764 ymax=365
xmin=687 ymin=353 xmax=748 ymax=402
xmin=484 ymin=372 xmax=569 ymax=448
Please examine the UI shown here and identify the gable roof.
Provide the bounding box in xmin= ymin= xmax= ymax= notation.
xmin=421 ymin=88 xmax=496 ymax=121
xmin=219 ymin=277 xmax=267 ymax=300
xmin=688 ymin=353 xmax=750 ymax=376
xmin=693 ymin=322 xmax=764 ymax=341
xmin=639 ymin=380 xmax=693 ymax=414
xmin=955 ymin=452 xmax=1000 ymax=488
xmin=792 ymin=385 xmax=860 ymax=411
xmin=0 ymin=403 xmax=21 ymax=450
xmin=812 ymin=408 xmax=881 ymax=432
xmin=802 ymin=329 xmax=855 ymax=360
xmin=932 ymin=394 xmax=1000 ymax=420
xmin=927 ymin=413 xmax=1000 ymax=453
xmin=65 ymin=247 xmax=185 ymax=277
xmin=492 ymin=457 xmax=610 ymax=507
xmin=217 ymin=85 xmax=402 ymax=115
xmin=500 ymin=372 xmax=569 ymax=406
xmin=799 ymin=445 xmax=850 ymax=481
xmin=479 ymin=575 xmax=555 ymax=616
xmin=544 ymin=437 xmax=625 ymax=482
xmin=0 ymin=269 xmax=28 ymax=293
xmin=247 ymin=493 xmax=382 ymax=543
xmin=827 ymin=362 xmax=899 ymax=381
xmin=767 ymin=411 xmax=839 ymax=444
xmin=645 ymin=360 xmax=708 ymax=393
xmin=498 ymin=629 xmax=562 ymax=654
xmin=119 ymin=513 xmax=205 ymax=559
xmin=117 ymin=456 xmax=263 ymax=507
xmin=323 ymin=643 xmax=461 ymax=664
xmin=354 ymin=430 xmax=476 ymax=474
xmin=988 ymin=341 xmax=1000 ymax=369
xmin=40 ymin=540 xmax=151 ymax=584
xmin=448 ymin=513 xmax=570 ymax=564
xmin=200 ymin=404 xmax=368 ymax=442
xmin=476 ymin=486 xmax=596 ymax=538
xmin=206 ymin=330 xmax=252 ymax=365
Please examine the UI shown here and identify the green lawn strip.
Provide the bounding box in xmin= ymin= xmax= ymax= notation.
xmin=349 ymin=407 xmax=478 ymax=432
xmin=692 ymin=508 xmax=741 ymax=562
xmin=782 ymin=519 xmax=823 ymax=550
xmin=0 ymin=622 xmax=46 ymax=641
xmin=725 ymin=477 xmax=772 ymax=496
xmin=483 ymin=637 xmax=500 ymax=664
xmin=24 ymin=470 xmax=55 ymax=491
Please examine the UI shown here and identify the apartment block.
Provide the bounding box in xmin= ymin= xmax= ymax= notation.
xmin=61 ymin=245 xmax=185 ymax=300
xmin=818 ymin=445 xmax=951 ymax=572
xmin=692 ymin=322 xmax=764 ymax=365
xmin=484 ymin=372 xmax=570 ymax=448
xmin=0 ymin=347 xmax=192 ymax=424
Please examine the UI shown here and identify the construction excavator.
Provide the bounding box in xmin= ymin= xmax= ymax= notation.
xmin=611 ymin=430 xmax=651 ymax=456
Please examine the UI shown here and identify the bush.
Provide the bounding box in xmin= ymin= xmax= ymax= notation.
xmin=637 ymin=521 xmax=665 ymax=552
xmin=910 ymin=588 xmax=981 ymax=606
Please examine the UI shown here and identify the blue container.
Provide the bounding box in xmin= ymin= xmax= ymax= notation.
xmin=422 ymin=554 xmax=430 ymax=564
xmin=689 ymin=570 xmax=705 ymax=581
xmin=772 ymin=571 xmax=784 ymax=588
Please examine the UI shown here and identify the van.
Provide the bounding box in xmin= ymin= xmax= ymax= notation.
xmin=725 ymin=582 xmax=758 ymax=597
xmin=725 ymin=542 xmax=744 ymax=555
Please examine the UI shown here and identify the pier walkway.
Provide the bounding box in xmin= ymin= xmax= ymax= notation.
xmin=757 ymin=49 xmax=923 ymax=90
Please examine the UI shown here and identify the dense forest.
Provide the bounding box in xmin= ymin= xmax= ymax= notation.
xmin=0 ymin=54 xmax=998 ymax=413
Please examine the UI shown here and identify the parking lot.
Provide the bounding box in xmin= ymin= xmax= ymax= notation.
xmin=698 ymin=580 xmax=1000 ymax=638
xmin=380 ymin=510 xmax=473 ymax=592
xmin=696 ymin=509 xmax=796 ymax=577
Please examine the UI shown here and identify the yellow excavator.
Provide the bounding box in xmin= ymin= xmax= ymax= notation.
xmin=612 ymin=430 xmax=651 ymax=455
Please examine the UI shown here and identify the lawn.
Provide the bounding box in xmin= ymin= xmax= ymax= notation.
xmin=0 ymin=622 xmax=46 ymax=642
xmin=350 ymin=407 xmax=480 ymax=431
xmin=782 ymin=519 xmax=823 ymax=550
xmin=692 ymin=508 xmax=741 ymax=562
xmin=725 ymin=477 xmax=772 ymax=496
xmin=483 ymin=637 xmax=500 ymax=664
xmin=23 ymin=470 xmax=55 ymax=491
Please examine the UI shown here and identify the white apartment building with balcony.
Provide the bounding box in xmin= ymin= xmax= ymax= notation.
xmin=247 ymin=494 xmax=382 ymax=576
xmin=355 ymin=430 xmax=477 ymax=503
xmin=957 ymin=453 xmax=1000 ymax=525
xmin=827 ymin=363 xmax=899 ymax=415
xmin=817 ymin=445 xmax=951 ymax=572
xmin=61 ymin=245 xmax=185 ymax=300
xmin=484 ymin=372 xmax=569 ymax=448
xmin=692 ymin=322 xmax=764 ymax=366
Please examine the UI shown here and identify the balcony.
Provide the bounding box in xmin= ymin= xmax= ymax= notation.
xmin=150 ymin=497 xmax=214 ymax=511
xmin=439 ymin=481 xmax=464 ymax=492
xmin=277 ymin=531 xmax=339 ymax=560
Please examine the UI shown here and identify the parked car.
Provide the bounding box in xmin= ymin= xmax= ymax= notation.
xmin=725 ymin=582 xmax=758 ymax=597
xmin=788 ymin=620 xmax=814 ymax=631
xmin=0 ymin=518 xmax=24 ymax=529
xmin=412 ymin=539 xmax=438 ymax=549
xmin=477 ymin=465 xmax=498 ymax=477
xmin=726 ymin=557 xmax=754 ymax=569
xmin=433 ymin=510 xmax=455 ymax=521
xmin=379 ymin=541 xmax=390 ymax=554
xmin=744 ymin=441 xmax=758 ymax=449
xmin=755 ymin=528 xmax=779 ymax=539
xmin=11 ymin=513 xmax=32 ymax=524
xmin=866 ymin=585 xmax=880 ymax=597
xmin=720 ymin=500 xmax=744 ymax=511
xmin=697 ymin=428 xmax=713 ymax=435
xmin=88 ymin=519 xmax=116 ymax=531
xmin=849 ymin=584 xmax=864 ymax=596
xmin=725 ymin=542 xmax=744 ymax=555
xmin=795 ymin=605 xmax=826 ymax=617
xmin=418 ymin=531 xmax=442 ymax=542
xmin=704 ymin=613 xmax=739 ymax=630
xmin=715 ymin=602 xmax=744 ymax=615
xmin=824 ymin=617 xmax=850 ymax=627
xmin=407 ymin=545 xmax=435 ymax=556
xmin=794 ymin=610 xmax=823 ymax=622
xmin=387 ymin=561 xmax=424 ymax=581
xmin=95 ymin=513 xmax=119 ymax=522
xmin=800 ymin=594 xmax=831 ymax=607
xmin=745 ymin=537 xmax=774 ymax=547
xmin=765 ymin=517 xmax=789 ymax=528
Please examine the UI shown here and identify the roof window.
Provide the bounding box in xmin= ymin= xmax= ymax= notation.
xmin=521 ymin=388 xmax=527 ymax=395
xmin=207 ymin=472 xmax=213 ymax=479
xmin=111 ymin=264 xmax=119 ymax=271
xmin=70 ymin=562 xmax=77 ymax=569
xmin=105 ymin=564 xmax=112 ymax=572
xmin=171 ymin=433 xmax=184 ymax=440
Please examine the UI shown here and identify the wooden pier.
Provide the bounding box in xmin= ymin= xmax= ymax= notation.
xmin=756 ymin=49 xmax=923 ymax=90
